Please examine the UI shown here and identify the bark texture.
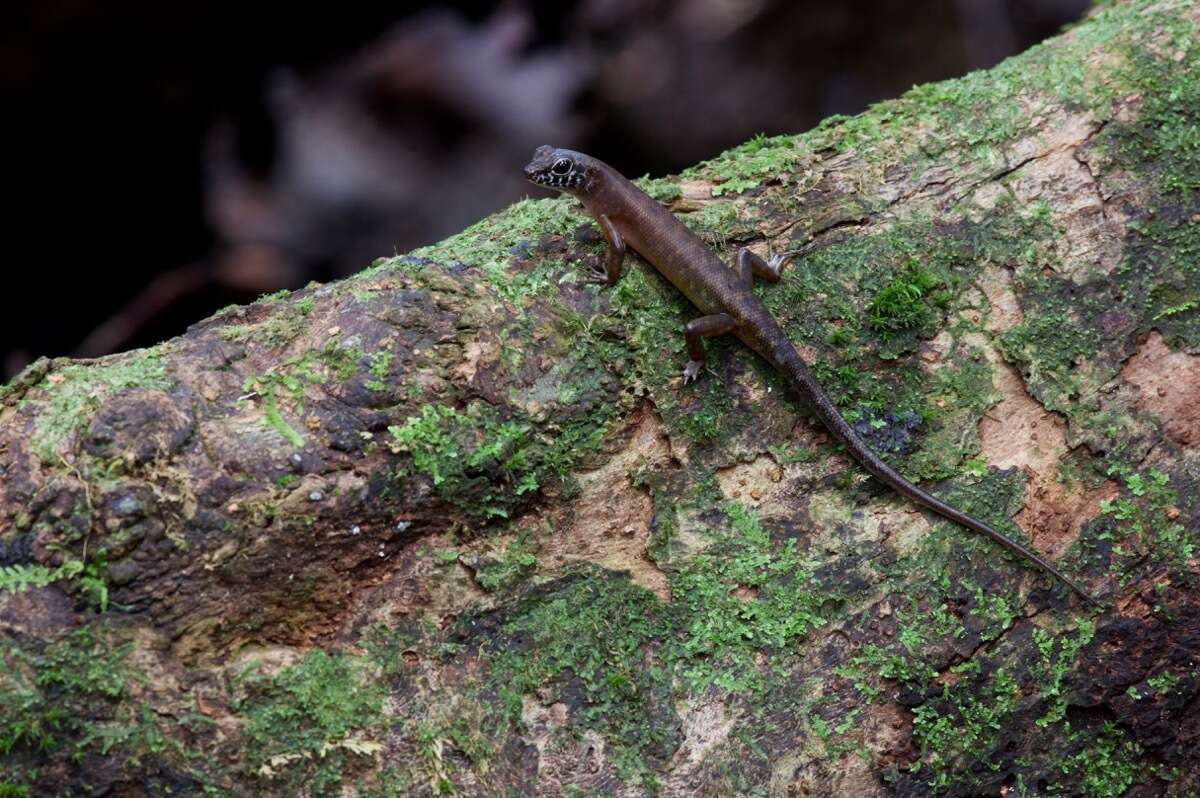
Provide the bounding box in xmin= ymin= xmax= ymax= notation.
xmin=2 ymin=2 xmax=1200 ymax=795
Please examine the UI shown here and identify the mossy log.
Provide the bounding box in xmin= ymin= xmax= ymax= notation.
xmin=2 ymin=2 xmax=1200 ymax=795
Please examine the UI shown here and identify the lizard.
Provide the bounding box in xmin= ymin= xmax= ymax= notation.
xmin=523 ymin=144 xmax=1097 ymax=605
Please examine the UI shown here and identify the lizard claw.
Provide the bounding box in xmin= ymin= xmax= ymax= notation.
xmin=581 ymin=261 xmax=610 ymax=285
xmin=764 ymin=244 xmax=794 ymax=280
xmin=682 ymin=360 xmax=704 ymax=384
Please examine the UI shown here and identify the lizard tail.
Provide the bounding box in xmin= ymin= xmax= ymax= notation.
xmin=771 ymin=342 xmax=1100 ymax=606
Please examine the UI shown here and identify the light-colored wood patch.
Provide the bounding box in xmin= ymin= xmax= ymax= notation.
xmin=979 ymin=349 xmax=1116 ymax=558
xmin=1121 ymin=331 xmax=1200 ymax=447
xmin=716 ymin=454 xmax=785 ymax=508
xmin=979 ymin=263 xmax=1024 ymax=333
xmin=1006 ymin=148 xmax=1124 ymax=278
xmin=979 ymin=360 xmax=1069 ymax=476
xmin=669 ymin=698 xmax=736 ymax=769
xmin=544 ymin=409 xmax=674 ymax=600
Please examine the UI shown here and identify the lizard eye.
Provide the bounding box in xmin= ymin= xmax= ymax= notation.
xmin=551 ymin=158 xmax=572 ymax=175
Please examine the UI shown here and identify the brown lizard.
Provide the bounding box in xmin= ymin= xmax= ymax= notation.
xmin=524 ymin=144 xmax=1096 ymax=604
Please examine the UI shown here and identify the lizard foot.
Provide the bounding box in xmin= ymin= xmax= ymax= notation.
xmin=765 ymin=253 xmax=787 ymax=280
xmin=580 ymin=260 xmax=610 ymax=285
xmin=682 ymin=360 xmax=704 ymax=384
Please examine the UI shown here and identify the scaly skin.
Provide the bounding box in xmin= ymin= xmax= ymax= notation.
xmin=524 ymin=145 xmax=1097 ymax=605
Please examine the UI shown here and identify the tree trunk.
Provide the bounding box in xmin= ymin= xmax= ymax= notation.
xmin=2 ymin=2 xmax=1199 ymax=795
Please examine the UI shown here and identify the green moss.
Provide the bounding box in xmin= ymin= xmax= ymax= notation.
xmin=389 ymin=404 xmax=534 ymax=517
xmin=1096 ymin=468 xmax=1194 ymax=580
xmin=757 ymin=204 xmax=1056 ymax=480
xmin=996 ymin=275 xmax=1106 ymax=416
xmin=364 ymin=350 xmax=394 ymax=392
xmin=670 ymin=502 xmax=830 ymax=691
xmin=215 ymin=289 xmax=321 ymax=347
xmin=242 ymin=368 xmax=312 ymax=449
xmin=910 ymin=667 xmax=1021 ymax=791
xmin=392 ymin=197 xmax=588 ymax=303
xmin=23 ymin=348 xmax=171 ymax=463
xmin=680 ymin=201 xmax=741 ymax=246
xmin=1099 ymin=12 xmax=1200 ymax=201
xmin=0 ymin=626 xmax=167 ymax=792
xmin=1126 ymin=218 xmax=1200 ymax=350
xmin=235 ymin=650 xmax=385 ymax=794
xmin=219 ymin=317 xmax=299 ymax=347
xmin=687 ymin=133 xmax=802 ymax=197
xmin=467 ymin=496 xmax=839 ymax=785
xmin=771 ymin=201 xmax=1055 ymax=359
xmin=1060 ymin=723 xmax=1145 ymax=798
xmin=1031 ymin=619 xmax=1096 ymax=728
xmin=360 ymin=622 xmax=421 ymax=680
xmin=805 ymin=0 xmax=1180 ymax=167
xmin=389 ymin=388 xmax=615 ymax=519
xmin=317 ymin=338 xmax=367 ymax=382
xmin=487 ymin=569 xmax=676 ymax=786
xmin=475 ymin=534 xmax=537 ymax=592
xmin=847 ymin=584 xmax=982 ymax=694
xmin=0 ymin=358 xmax=51 ymax=405
xmin=995 ymin=7 xmax=1200 ymax=422
xmin=633 ymin=176 xmax=683 ymax=203
xmin=357 ymin=767 xmax=412 ymax=798
xmin=867 ymin=260 xmax=946 ymax=337
xmin=242 ymin=340 xmax=378 ymax=449
xmin=0 ymin=627 xmax=131 ymax=757
xmin=854 ymin=639 xmax=938 ymax=688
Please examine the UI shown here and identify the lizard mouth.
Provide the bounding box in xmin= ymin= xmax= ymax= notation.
xmin=524 ymin=170 xmax=578 ymax=190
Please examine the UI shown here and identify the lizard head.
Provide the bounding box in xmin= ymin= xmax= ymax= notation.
xmin=524 ymin=146 xmax=596 ymax=195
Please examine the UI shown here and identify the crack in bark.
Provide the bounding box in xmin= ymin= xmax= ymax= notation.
xmin=1073 ymin=118 xmax=1117 ymax=227
xmin=891 ymin=117 xmax=1106 ymax=211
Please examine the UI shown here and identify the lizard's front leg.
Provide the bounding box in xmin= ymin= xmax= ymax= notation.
xmin=683 ymin=313 xmax=736 ymax=383
xmin=583 ymin=213 xmax=626 ymax=285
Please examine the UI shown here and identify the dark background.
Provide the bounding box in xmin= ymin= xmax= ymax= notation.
xmin=2 ymin=0 xmax=1090 ymax=379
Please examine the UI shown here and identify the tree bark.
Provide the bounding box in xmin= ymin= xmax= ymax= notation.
xmin=2 ymin=2 xmax=1199 ymax=795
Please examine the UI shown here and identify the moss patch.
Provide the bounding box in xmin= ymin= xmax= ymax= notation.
xmin=22 ymin=349 xmax=171 ymax=463
xmin=670 ymin=502 xmax=830 ymax=692
xmin=0 ymin=626 xmax=171 ymax=793
xmin=486 ymin=569 xmax=677 ymax=785
xmin=686 ymin=133 xmax=804 ymax=197
xmin=1092 ymin=467 xmax=1195 ymax=583
xmin=388 ymin=394 xmax=615 ymax=520
xmin=234 ymin=650 xmax=386 ymax=794
xmin=390 ymin=197 xmax=589 ymax=304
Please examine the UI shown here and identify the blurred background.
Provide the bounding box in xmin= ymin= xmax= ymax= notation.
xmin=2 ymin=0 xmax=1090 ymax=379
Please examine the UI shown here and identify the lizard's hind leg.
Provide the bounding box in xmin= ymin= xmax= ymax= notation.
xmin=736 ymin=248 xmax=785 ymax=286
xmin=682 ymin=313 xmax=736 ymax=383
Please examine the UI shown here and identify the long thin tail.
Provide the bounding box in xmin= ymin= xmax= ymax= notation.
xmin=772 ymin=342 xmax=1098 ymax=605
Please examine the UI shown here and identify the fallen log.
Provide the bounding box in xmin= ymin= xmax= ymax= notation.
xmin=2 ymin=1 xmax=1199 ymax=794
